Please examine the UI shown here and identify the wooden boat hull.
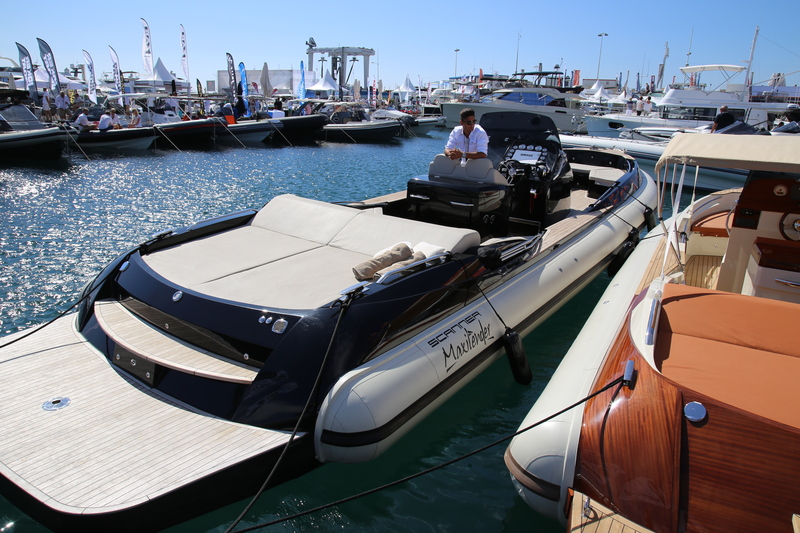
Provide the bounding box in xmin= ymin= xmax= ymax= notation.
xmin=505 ymin=136 xmax=800 ymax=531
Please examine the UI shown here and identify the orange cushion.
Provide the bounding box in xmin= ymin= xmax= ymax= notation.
xmin=655 ymin=283 xmax=800 ymax=428
xmin=690 ymin=210 xmax=732 ymax=238
xmin=657 ymin=283 xmax=800 ymax=358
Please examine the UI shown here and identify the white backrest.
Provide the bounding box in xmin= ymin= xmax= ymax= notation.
xmin=428 ymin=154 xmax=507 ymax=185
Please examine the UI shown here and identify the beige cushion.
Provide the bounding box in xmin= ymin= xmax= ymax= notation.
xmin=143 ymin=194 xmax=481 ymax=309
xmin=330 ymin=211 xmax=480 ymax=256
xmin=428 ymin=153 xmax=507 ymax=185
xmin=142 ymin=227 xmax=319 ymax=287
xmin=250 ymin=194 xmax=361 ymax=244
xmin=194 ymin=246 xmax=371 ymax=309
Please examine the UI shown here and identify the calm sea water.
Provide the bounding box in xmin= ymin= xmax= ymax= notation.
xmin=0 ymin=130 xmax=614 ymax=532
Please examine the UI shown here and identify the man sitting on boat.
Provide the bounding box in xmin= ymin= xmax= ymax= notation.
xmin=444 ymin=108 xmax=488 ymax=162
xmin=73 ymin=108 xmax=97 ymax=131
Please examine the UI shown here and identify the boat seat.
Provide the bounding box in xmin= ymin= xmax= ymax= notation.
xmin=690 ymin=210 xmax=733 ymax=238
xmin=588 ymin=168 xmax=626 ymax=188
xmin=654 ymin=283 xmax=800 ymax=429
xmin=428 ymin=154 xmax=508 ymax=185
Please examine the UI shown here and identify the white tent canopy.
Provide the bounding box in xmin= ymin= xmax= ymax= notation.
xmin=585 ymin=86 xmax=612 ymax=102
xmin=307 ymin=70 xmax=338 ymax=92
xmin=137 ymin=58 xmax=176 ymax=82
xmin=397 ymin=75 xmax=415 ymax=103
xmin=33 ymin=69 xmax=85 ymax=90
xmin=580 ymin=79 xmax=605 ymax=97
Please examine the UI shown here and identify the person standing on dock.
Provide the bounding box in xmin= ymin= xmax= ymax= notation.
xmin=55 ymin=91 xmax=70 ymax=121
xmin=444 ymin=108 xmax=488 ymax=162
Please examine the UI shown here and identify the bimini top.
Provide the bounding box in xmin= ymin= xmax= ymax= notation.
xmin=655 ymin=134 xmax=800 ymax=174
xmin=679 ymin=64 xmax=746 ymax=74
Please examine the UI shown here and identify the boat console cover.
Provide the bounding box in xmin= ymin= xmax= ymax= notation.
xmin=142 ymin=194 xmax=480 ymax=309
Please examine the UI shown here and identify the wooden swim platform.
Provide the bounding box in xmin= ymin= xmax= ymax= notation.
xmin=0 ymin=315 xmax=296 ymax=517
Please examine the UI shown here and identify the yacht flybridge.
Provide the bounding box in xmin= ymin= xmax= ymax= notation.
xmin=0 ymin=112 xmax=656 ymax=531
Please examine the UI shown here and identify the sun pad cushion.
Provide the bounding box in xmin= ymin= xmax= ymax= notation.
xmin=655 ymin=283 xmax=800 ymax=428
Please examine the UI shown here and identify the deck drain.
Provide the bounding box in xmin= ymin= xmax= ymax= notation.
xmin=42 ymin=397 xmax=71 ymax=411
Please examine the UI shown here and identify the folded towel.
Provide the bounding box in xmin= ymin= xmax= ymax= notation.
xmin=413 ymin=241 xmax=446 ymax=258
xmin=374 ymin=241 xmax=412 ymax=257
xmin=374 ymin=250 xmax=426 ymax=280
xmin=353 ymin=243 xmax=413 ymax=281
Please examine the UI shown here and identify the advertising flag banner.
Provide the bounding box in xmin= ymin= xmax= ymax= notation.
xmin=82 ymin=50 xmax=97 ymax=104
xmin=141 ymin=19 xmax=154 ymax=78
xmin=16 ymin=42 xmax=39 ymax=104
xmin=36 ymin=38 xmax=61 ymax=94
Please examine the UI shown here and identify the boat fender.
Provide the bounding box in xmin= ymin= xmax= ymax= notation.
xmin=644 ymin=206 xmax=658 ymax=231
xmin=607 ymin=240 xmax=635 ymax=277
xmin=503 ymin=327 xmax=532 ymax=385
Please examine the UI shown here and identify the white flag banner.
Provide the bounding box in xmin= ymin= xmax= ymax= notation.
xmin=82 ymin=50 xmax=97 ymax=104
xmin=180 ymin=25 xmax=189 ymax=83
xmin=141 ymin=18 xmax=154 ymax=78
xmin=109 ymin=45 xmax=123 ymax=104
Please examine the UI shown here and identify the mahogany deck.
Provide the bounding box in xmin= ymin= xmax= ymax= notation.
xmin=0 ymin=315 xmax=294 ymax=515
xmin=575 ymin=305 xmax=800 ymax=532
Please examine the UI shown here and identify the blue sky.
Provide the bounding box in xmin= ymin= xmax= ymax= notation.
xmin=3 ymin=0 xmax=798 ymax=92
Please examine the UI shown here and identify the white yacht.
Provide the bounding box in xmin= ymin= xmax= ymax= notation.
xmin=441 ymin=71 xmax=586 ymax=133
xmin=585 ymin=65 xmax=798 ymax=136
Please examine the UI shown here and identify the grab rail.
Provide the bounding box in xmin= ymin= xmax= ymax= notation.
xmin=374 ymin=253 xmax=450 ymax=285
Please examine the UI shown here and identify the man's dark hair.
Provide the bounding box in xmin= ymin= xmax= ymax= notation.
xmin=460 ymin=108 xmax=475 ymax=121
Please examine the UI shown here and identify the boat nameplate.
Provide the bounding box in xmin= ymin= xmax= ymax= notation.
xmin=119 ymin=261 xmax=130 ymax=272
xmin=684 ymin=401 xmax=707 ymax=423
xmin=42 ymin=397 xmax=71 ymax=411
xmin=172 ymin=291 xmax=183 ymax=302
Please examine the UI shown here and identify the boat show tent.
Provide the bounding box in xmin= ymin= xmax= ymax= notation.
xmin=137 ymin=58 xmax=177 ymax=83
xmin=585 ymin=86 xmax=613 ymax=102
xmin=580 ymin=80 xmax=605 ymax=97
xmin=307 ymin=70 xmax=338 ymax=95
xmin=33 ymin=69 xmax=84 ymax=90
xmin=398 ymin=75 xmax=415 ymax=102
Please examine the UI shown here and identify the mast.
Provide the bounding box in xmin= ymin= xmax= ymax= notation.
xmin=742 ymin=25 xmax=759 ymax=101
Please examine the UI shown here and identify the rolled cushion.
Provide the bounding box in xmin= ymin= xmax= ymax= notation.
xmin=353 ymin=243 xmax=413 ymax=281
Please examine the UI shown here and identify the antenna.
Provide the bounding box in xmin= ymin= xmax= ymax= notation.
xmin=685 ymin=28 xmax=693 ymax=67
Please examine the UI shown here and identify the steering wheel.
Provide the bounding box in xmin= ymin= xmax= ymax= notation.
xmin=498 ymin=159 xmax=523 ymax=186
xmin=779 ymin=211 xmax=800 ymax=241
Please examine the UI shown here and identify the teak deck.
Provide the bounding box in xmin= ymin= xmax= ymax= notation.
xmin=0 ymin=315 xmax=294 ymax=515
xmin=568 ymin=490 xmax=655 ymax=533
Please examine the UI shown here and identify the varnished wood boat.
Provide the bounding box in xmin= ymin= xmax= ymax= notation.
xmin=504 ymin=134 xmax=800 ymax=532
